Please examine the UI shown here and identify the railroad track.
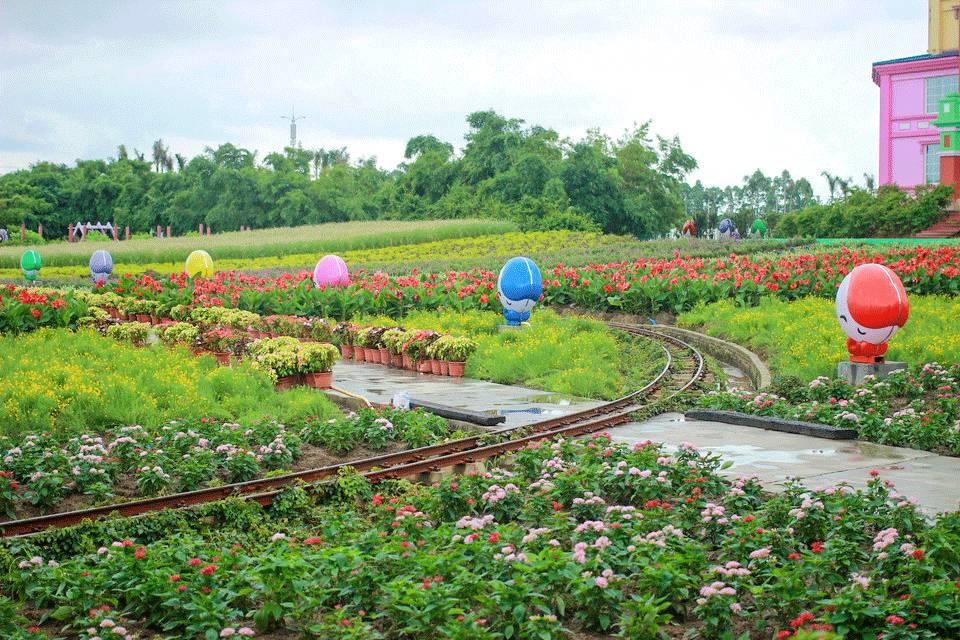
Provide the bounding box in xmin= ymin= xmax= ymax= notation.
xmin=1 ymin=323 xmax=705 ymax=537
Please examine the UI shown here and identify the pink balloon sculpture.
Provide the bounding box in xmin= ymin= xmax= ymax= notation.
xmin=313 ymin=254 xmax=349 ymax=287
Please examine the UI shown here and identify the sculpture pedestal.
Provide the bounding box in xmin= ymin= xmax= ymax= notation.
xmin=836 ymin=361 xmax=906 ymax=386
xmin=497 ymin=323 xmax=527 ymax=332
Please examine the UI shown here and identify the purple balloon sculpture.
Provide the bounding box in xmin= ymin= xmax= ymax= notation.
xmin=313 ymin=255 xmax=349 ymax=288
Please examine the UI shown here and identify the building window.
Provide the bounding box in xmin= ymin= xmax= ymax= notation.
xmin=926 ymin=75 xmax=959 ymax=113
xmin=925 ymin=144 xmax=942 ymax=184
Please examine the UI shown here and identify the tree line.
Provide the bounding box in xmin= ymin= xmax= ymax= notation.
xmin=0 ymin=110 xmax=699 ymax=240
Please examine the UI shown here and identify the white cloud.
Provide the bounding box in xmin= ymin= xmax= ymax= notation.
xmin=0 ymin=0 xmax=927 ymax=196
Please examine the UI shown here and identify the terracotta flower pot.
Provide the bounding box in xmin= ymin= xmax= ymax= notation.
xmin=440 ymin=360 xmax=450 ymax=376
xmin=150 ymin=315 xmax=160 ymax=324
xmin=391 ymin=353 xmax=403 ymax=368
xmin=341 ymin=344 xmax=354 ymax=359
xmin=213 ymin=351 xmax=232 ymax=366
xmin=136 ymin=314 xmax=150 ymax=323
xmin=448 ymin=361 xmax=466 ymax=377
xmin=402 ymin=354 xmax=413 ymax=370
xmin=417 ymin=360 xmax=431 ymax=373
xmin=275 ymin=374 xmax=301 ymax=391
xmin=365 ymin=347 xmax=378 ymax=362
xmin=430 ymin=359 xmax=441 ymax=375
xmin=378 ymin=348 xmax=389 ymax=365
xmin=354 ymin=348 xmax=364 ymax=362
xmin=304 ymin=371 xmax=333 ymax=389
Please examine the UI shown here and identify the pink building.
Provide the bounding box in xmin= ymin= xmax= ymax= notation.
xmin=873 ymin=52 xmax=958 ymax=187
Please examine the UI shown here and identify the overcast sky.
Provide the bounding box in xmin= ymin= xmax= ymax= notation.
xmin=0 ymin=1 xmax=927 ymax=193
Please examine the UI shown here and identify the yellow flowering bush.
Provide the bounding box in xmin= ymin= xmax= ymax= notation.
xmin=679 ymin=295 xmax=960 ymax=380
xmin=0 ymin=329 xmax=336 ymax=437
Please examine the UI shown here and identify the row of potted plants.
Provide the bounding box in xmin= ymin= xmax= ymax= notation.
xmin=336 ymin=323 xmax=477 ymax=377
xmin=247 ymin=337 xmax=340 ymax=390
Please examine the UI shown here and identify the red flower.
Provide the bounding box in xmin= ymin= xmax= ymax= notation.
xmin=912 ymin=549 xmax=925 ymax=560
xmin=810 ymin=541 xmax=824 ymax=554
xmin=372 ymin=494 xmax=383 ymax=506
xmin=177 ymin=584 xmax=187 ymax=592
xmin=30 ymin=308 xmax=41 ymax=320
xmin=170 ymin=574 xmax=181 ymax=582
xmin=134 ymin=546 xmax=146 ymax=560
xmin=487 ymin=532 xmax=500 ymax=544
xmin=775 ymin=632 xmax=792 ymax=639
xmin=304 ymin=537 xmax=322 ymax=545
xmin=886 ymin=615 xmax=905 ymax=625
xmin=199 ymin=564 xmax=216 ymax=575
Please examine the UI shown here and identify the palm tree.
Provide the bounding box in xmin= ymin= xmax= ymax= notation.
xmin=863 ymin=173 xmax=876 ymax=192
xmin=152 ymin=139 xmax=170 ymax=173
xmin=821 ymin=171 xmax=839 ymax=201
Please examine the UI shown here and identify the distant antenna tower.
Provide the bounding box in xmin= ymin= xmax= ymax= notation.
xmin=280 ymin=107 xmax=306 ymax=147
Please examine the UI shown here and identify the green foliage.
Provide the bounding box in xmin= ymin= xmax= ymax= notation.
xmin=0 ymin=111 xmax=695 ymax=242
xmin=775 ymin=185 xmax=952 ymax=238
xmin=679 ymin=295 xmax=960 ymax=380
xmin=683 ymin=169 xmax=817 ymax=235
xmin=0 ymin=328 xmax=338 ymax=437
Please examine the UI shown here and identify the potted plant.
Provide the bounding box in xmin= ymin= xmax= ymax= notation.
xmin=364 ymin=326 xmax=389 ymax=365
xmin=382 ymin=328 xmax=408 ymax=367
xmin=404 ymin=330 xmax=440 ymax=373
xmin=106 ymin=321 xmax=150 ymax=347
xmin=159 ymin=322 xmax=200 ymax=349
xmin=334 ymin=322 xmax=357 ymax=359
xmin=201 ymin=328 xmax=247 ymax=365
xmin=305 ymin=317 xmax=335 ymax=343
xmin=249 ymin=337 xmax=302 ymax=389
xmin=445 ymin=337 xmax=477 ymax=378
xmin=300 ymin=342 xmax=339 ymax=389
xmin=427 ymin=335 xmax=457 ymax=376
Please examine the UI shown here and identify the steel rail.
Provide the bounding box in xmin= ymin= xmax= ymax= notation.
xmin=1 ymin=323 xmax=704 ymax=537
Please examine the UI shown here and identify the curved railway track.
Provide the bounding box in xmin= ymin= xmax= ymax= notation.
xmin=1 ymin=323 xmax=705 ymax=538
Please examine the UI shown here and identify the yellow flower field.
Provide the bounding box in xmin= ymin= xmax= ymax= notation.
xmin=679 ymin=295 xmax=960 ymax=380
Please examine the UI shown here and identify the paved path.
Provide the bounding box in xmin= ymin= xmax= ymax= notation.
xmin=331 ymin=360 xmax=605 ymax=429
xmin=608 ymin=413 xmax=960 ymax=514
xmin=331 ymin=363 xmax=960 ymax=514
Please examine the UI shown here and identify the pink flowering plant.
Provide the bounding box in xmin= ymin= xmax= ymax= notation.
xmin=4 ymin=434 xmax=960 ymax=638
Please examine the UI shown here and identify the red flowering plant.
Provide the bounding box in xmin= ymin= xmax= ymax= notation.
xmin=200 ymin=327 xmax=250 ymax=355
xmin=0 ymin=285 xmax=85 ymax=333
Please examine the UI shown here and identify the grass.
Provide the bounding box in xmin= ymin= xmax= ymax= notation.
xmin=358 ymin=308 xmax=667 ymax=400
xmin=0 ymin=219 xmax=516 ymax=269
xmin=1 ymin=233 xmax=805 ymax=280
xmin=0 ymin=328 xmax=338 ymax=437
xmin=815 ymin=238 xmax=960 ymax=246
xmin=678 ymin=295 xmax=960 ymax=380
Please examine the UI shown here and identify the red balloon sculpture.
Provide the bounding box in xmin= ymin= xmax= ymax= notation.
xmin=681 ymin=219 xmax=697 ymax=237
xmin=835 ymin=264 xmax=909 ymax=364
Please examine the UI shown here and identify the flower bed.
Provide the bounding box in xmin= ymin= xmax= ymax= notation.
xmin=96 ymin=245 xmax=960 ymax=319
xmin=0 ymin=407 xmax=451 ymax=520
xmin=5 ymin=435 xmax=958 ymax=638
xmin=699 ymin=363 xmax=960 ymax=456
xmin=0 ymin=329 xmax=336 ymax=438
xmin=678 ymin=295 xmax=960 ymax=380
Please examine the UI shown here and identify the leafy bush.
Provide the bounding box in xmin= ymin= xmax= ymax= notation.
xmin=774 ymin=185 xmax=952 ymax=238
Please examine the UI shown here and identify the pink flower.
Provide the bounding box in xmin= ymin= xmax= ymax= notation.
xmin=594 ymin=576 xmax=609 ymax=588
xmin=238 ymin=628 xmax=255 ymax=637
xmin=220 ymin=628 xmax=236 ymax=638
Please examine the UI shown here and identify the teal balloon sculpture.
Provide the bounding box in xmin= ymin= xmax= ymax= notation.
xmin=20 ymin=250 xmax=41 ymax=282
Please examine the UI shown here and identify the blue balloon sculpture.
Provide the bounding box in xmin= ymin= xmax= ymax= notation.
xmin=718 ymin=218 xmax=738 ymax=239
xmin=497 ymin=257 xmax=543 ymax=326
xmin=89 ymin=250 xmax=113 ymax=285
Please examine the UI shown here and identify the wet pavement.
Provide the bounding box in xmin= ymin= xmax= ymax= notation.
xmin=331 ymin=360 xmax=606 ymax=429
xmin=331 ymin=362 xmax=959 ymax=514
xmin=608 ymin=413 xmax=960 ymax=514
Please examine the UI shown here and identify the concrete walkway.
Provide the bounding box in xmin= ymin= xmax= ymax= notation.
xmin=330 ymin=363 xmax=960 ymax=514
xmin=331 ymin=360 xmax=606 ymax=429
xmin=608 ymin=413 xmax=960 ymax=514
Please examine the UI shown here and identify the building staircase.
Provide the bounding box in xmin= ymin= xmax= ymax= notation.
xmin=914 ymin=209 xmax=960 ymax=238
